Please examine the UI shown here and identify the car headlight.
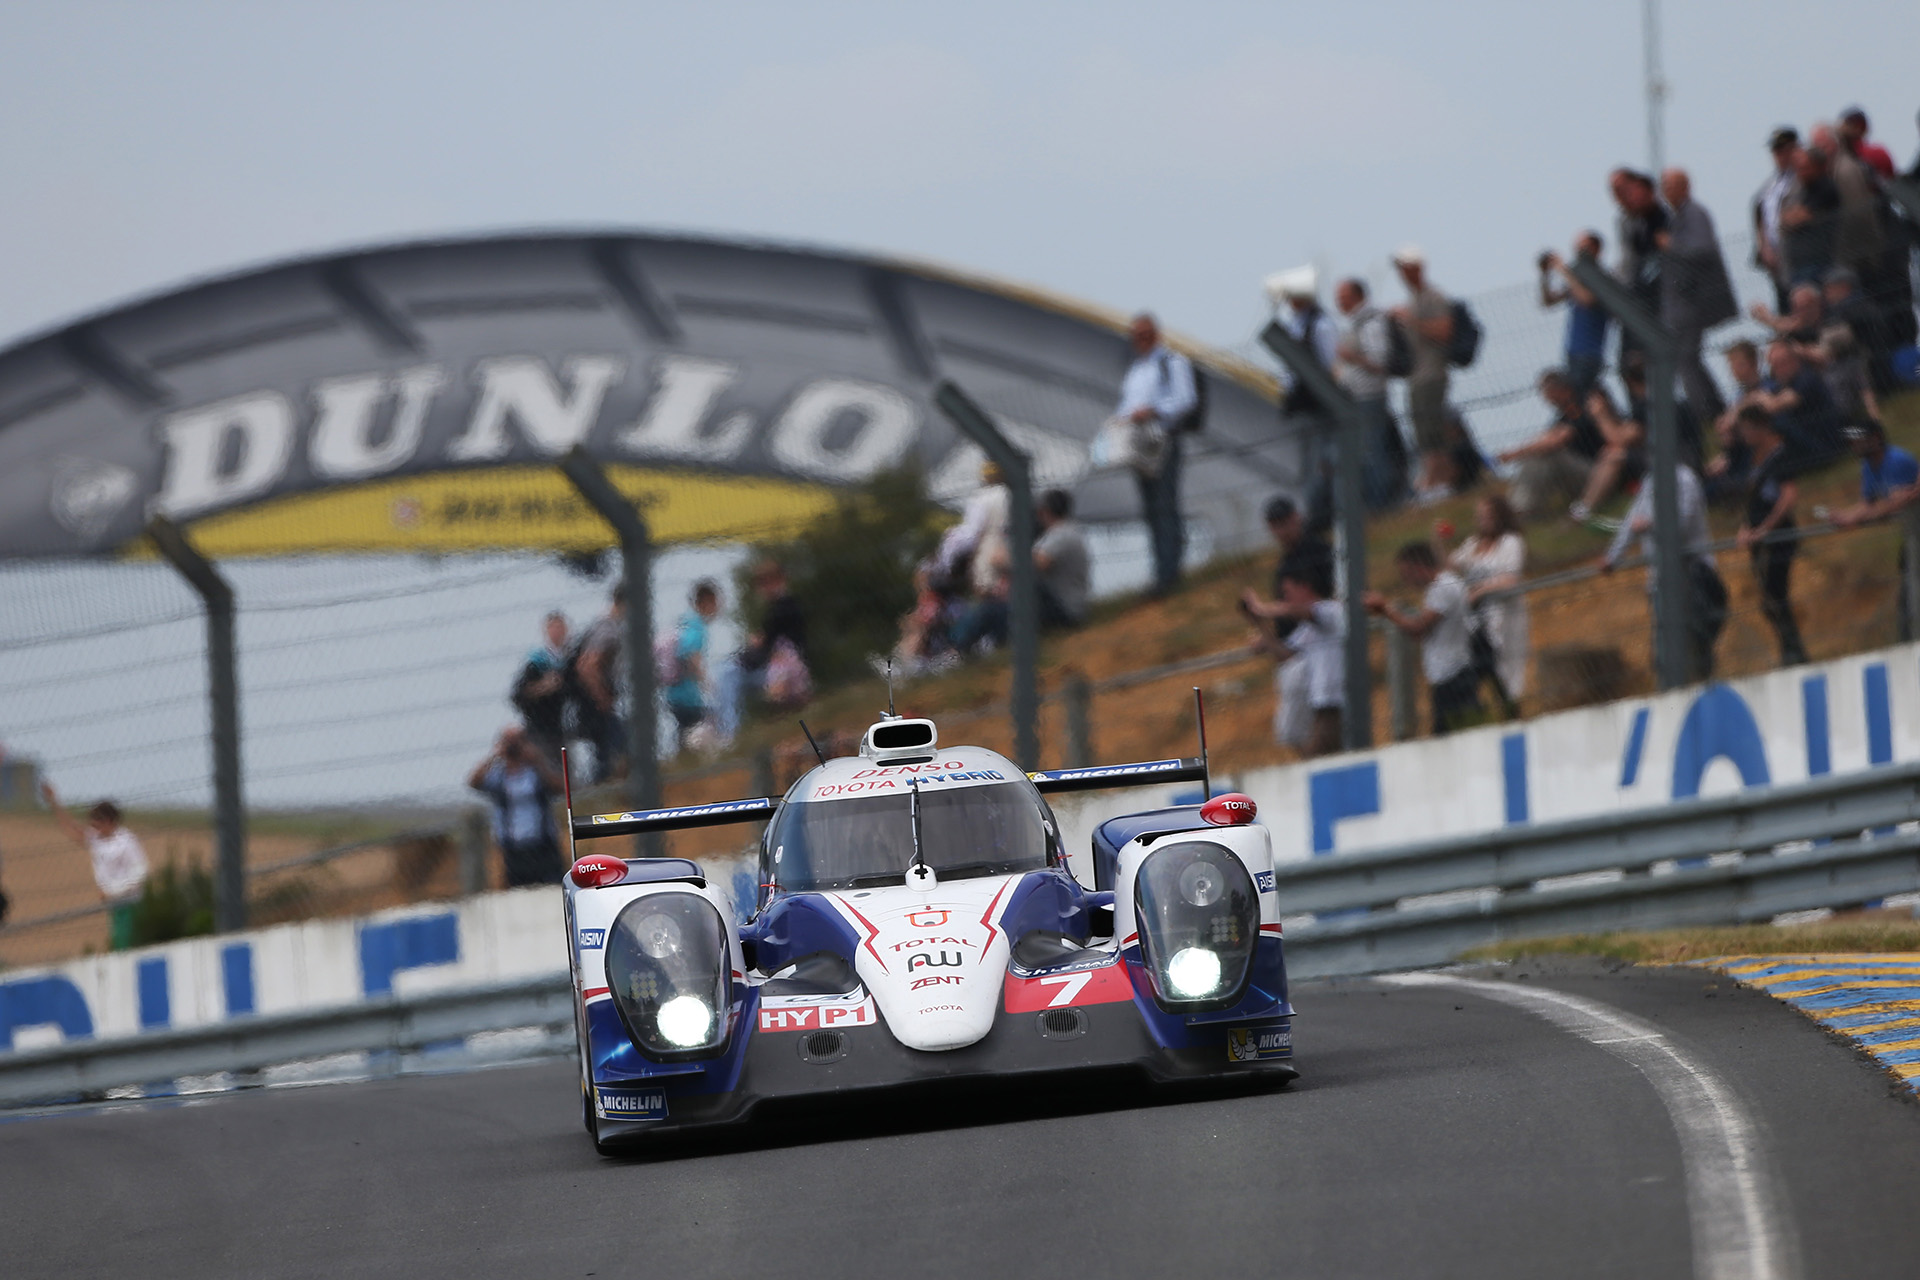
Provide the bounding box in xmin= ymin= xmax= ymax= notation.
xmin=605 ymin=892 xmax=731 ymax=1058
xmin=1133 ymin=842 xmax=1258 ymax=1009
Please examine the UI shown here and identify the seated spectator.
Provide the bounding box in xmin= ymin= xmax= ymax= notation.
xmin=40 ymin=782 xmax=148 ymax=951
xmin=1365 ymin=542 xmax=1480 ymax=736
xmin=1705 ymin=340 xmax=1766 ymax=502
xmin=1754 ymin=340 xmax=1846 ymax=465
xmin=1748 ymin=282 xmax=1826 ymax=349
xmin=1499 ymin=370 xmax=1603 ymax=520
xmin=1602 ymin=460 xmax=1728 ymax=682
xmin=887 ymin=564 xmax=965 ymax=680
xmin=1814 ymin=326 xmax=1881 ymax=431
xmin=510 ymin=610 xmax=570 ymax=767
xmin=1821 ymin=267 xmax=1895 ymax=390
xmin=466 ymin=727 xmax=566 ymax=887
xmin=1033 ymin=488 xmax=1090 ymax=628
xmin=1247 ymin=564 xmax=1344 ymax=758
xmin=713 ymin=560 xmax=809 ymax=749
xmin=1572 ymin=381 xmax=1650 ymax=522
xmin=663 ymin=580 xmax=722 ymax=752
xmin=930 ymin=459 xmax=1011 ymax=602
xmin=1441 ymin=494 xmax=1528 ymax=715
xmin=1735 ymin=408 xmax=1808 ymax=667
xmin=948 ymin=488 xmax=1091 ymax=650
xmin=1538 ymin=232 xmax=1612 ymax=399
xmin=1832 ymin=422 xmax=1920 ymax=639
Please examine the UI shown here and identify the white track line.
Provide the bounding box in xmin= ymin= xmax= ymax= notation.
xmin=1377 ymin=972 xmax=1798 ymax=1280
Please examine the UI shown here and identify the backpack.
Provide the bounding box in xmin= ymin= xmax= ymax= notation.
xmin=1158 ymin=350 xmax=1207 ymax=434
xmin=1447 ymin=299 xmax=1483 ymax=368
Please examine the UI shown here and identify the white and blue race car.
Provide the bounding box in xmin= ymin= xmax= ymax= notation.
xmin=562 ymin=712 xmax=1295 ymax=1152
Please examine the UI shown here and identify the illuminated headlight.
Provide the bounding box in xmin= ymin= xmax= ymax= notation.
xmin=605 ymin=892 xmax=731 ymax=1058
xmin=1166 ymin=947 xmax=1223 ymax=998
xmin=655 ymin=995 xmax=713 ymax=1047
xmin=1133 ymin=842 xmax=1258 ymax=1010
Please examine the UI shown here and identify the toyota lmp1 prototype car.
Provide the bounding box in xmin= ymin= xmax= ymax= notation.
xmin=562 ymin=710 xmax=1294 ymax=1152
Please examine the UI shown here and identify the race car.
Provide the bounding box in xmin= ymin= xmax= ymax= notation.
xmin=562 ymin=708 xmax=1295 ymax=1152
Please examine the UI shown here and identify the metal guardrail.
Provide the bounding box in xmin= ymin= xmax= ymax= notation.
xmin=1282 ymin=761 xmax=1920 ymax=978
xmin=0 ymin=974 xmax=571 ymax=1109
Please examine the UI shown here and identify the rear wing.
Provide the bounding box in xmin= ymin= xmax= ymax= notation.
xmin=570 ymin=796 xmax=780 ymax=843
xmin=1027 ymin=757 xmax=1208 ymax=795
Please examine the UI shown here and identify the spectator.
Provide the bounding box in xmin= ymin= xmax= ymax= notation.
xmin=1839 ymin=107 xmax=1898 ymax=180
xmin=931 ymin=459 xmax=1011 ymax=603
xmin=1538 ymin=232 xmax=1612 ymax=398
xmin=1734 ymin=407 xmax=1809 ymax=666
xmin=510 ymin=610 xmax=570 ymax=767
xmin=1115 ymin=312 xmax=1198 ymax=596
xmin=1333 ymin=277 xmax=1411 ymax=510
xmin=1365 ymin=542 xmax=1480 ymax=736
xmin=1831 ymin=422 xmax=1920 ymax=639
xmin=1572 ymin=380 xmax=1650 ymax=523
xmin=1753 ymin=127 xmax=1801 ymax=312
xmin=1655 ymin=168 xmax=1738 ymax=421
xmin=1602 ymin=461 xmax=1728 ymax=682
xmin=1272 ymin=268 xmax=1341 ymax=532
xmin=1500 ymin=369 xmax=1602 ymax=519
xmin=1814 ymin=323 xmax=1880 ymax=434
xmin=1821 ymin=267 xmax=1895 ymax=390
xmin=1706 ymin=340 xmax=1766 ymax=502
xmin=713 ymin=560 xmax=810 ymax=749
xmin=664 ymin=579 xmax=721 ymax=751
xmin=1755 ymin=340 xmax=1846 ymax=465
xmin=466 ymin=727 xmax=566 ymax=888
xmin=1247 ymin=564 xmax=1344 ymax=758
xmin=1032 ymin=488 xmax=1091 ymax=628
xmin=570 ymin=586 xmax=627 ymax=783
xmin=1442 ymin=493 xmax=1529 ymax=714
xmin=1609 ymin=169 xmax=1668 ymax=362
xmin=1240 ymin=495 xmax=1335 ymax=646
xmin=1812 ymin=122 xmax=1886 ymax=293
xmin=1388 ymin=245 xmax=1457 ymax=500
xmin=1779 ymin=144 xmax=1841 ymax=286
xmin=40 ymin=782 xmax=148 ymax=951
xmin=1749 ymin=281 xmax=1827 ymax=349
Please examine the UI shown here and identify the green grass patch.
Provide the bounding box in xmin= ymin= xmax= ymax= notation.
xmin=1460 ymin=911 xmax=1920 ymax=966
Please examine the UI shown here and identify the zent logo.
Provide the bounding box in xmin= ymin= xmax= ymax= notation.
xmin=907 ymin=910 xmax=950 ymax=928
xmin=577 ymin=928 xmax=606 ymax=950
xmin=911 ymin=975 xmax=964 ymax=990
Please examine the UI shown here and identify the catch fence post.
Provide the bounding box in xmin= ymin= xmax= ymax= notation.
xmin=1566 ymin=257 xmax=1691 ymax=691
xmin=560 ymin=447 xmax=660 ymax=857
xmin=146 ymin=516 xmax=247 ymax=933
xmin=1258 ymin=321 xmax=1372 ymax=750
xmin=1385 ymin=623 xmax=1418 ymax=742
xmin=933 ymin=381 xmax=1040 ymax=770
xmin=1064 ymin=674 xmax=1093 ymax=768
xmin=458 ymin=809 xmax=490 ymax=897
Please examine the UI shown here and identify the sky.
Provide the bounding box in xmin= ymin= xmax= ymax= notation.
xmin=0 ymin=0 xmax=1915 ymax=356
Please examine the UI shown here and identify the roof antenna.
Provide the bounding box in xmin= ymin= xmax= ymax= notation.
xmin=798 ymin=719 xmax=828 ymax=767
xmin=886 ymin=656 xmax=897 ymax=718
xmin=1192 ymin=686 xmax=1212 ymax=801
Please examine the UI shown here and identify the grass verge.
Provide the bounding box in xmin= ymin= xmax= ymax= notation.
xmin=1459 ymin=909 xmax=1920 ymax=965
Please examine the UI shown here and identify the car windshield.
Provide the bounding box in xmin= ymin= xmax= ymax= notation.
xmin=768 ymin=781 xmax=1053 ymax=892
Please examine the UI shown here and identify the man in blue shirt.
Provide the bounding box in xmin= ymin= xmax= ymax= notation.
xmin=665 ymin=579 xmax=722 ymax=751
xmin=1539 ymin=232 xmax=1612 ymax=398
xmin=466 ymin=727 xmax=566 ymax=887
xmin=1115 ymin=313 xmax=1198 ymax=596
xmin=1833 ymin=422 xmax=1920 ymax=638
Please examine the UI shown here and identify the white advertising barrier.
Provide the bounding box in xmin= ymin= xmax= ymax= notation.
xmin=0 ymin=847 xmax=762 ymax=1056
xmin=1053 ymin=641 xmax=1920 ymax=879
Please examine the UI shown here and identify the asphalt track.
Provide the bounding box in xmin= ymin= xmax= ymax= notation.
xmin=5 ymin=960 xmax=1920 ymax=1279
